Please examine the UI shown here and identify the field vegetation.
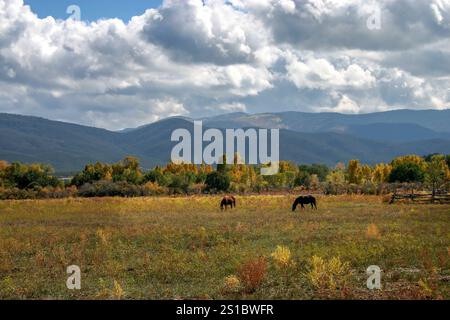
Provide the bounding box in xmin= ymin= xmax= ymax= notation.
xmin=0 ymin=195 xmax=448 ymax=300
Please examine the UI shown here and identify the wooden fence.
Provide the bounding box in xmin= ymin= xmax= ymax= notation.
xmin=390 ymin=193 xmax=450 ymax=204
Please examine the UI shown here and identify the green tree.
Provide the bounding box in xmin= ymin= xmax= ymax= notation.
xmin=71 ymin=162 xmax=112 ymax=187
xmin=167 ymin=173 xmax=193 ymax=194
xmin=295 ymin=171 xmax=311 ymax=187
xmin=312 ymin=164 xmax=329 ymax=181
xmin=112 ymin=156 xmax=143 ymax=184
xmin=205 ymin=171 xmax=231 ymax=192
xmin=143 ymin=167 xmax=170 ymax=186
xmin=217 ymin=155 xmax=228 ymax=173
xmin=2 ymin=162 xmax=60 ymax=189
xmin=389 ymin=162 xmax=425 ymax=183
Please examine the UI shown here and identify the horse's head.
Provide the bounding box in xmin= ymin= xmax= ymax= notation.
xmin=292 ymin=200 xmax=298 ymax=212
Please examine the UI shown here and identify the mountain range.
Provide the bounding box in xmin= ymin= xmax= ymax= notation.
xmin=1 ymin=109 xmax=449 ymax=173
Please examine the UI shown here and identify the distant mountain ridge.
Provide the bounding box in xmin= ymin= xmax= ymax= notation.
xmin=0 ymin=110 xmax=449 ymax=172
xmin=203 ymin=109 xmax=450 ymax=135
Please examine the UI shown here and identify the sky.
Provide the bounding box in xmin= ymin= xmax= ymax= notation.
xmin=23 ymin=0 xmax=162 ymax=22
xmin=1 ymin=0 xmax=450 ymax=130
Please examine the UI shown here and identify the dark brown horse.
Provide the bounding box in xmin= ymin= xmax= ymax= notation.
xmin=221 ymin=196 xmax=236 ymax=211
xmin=292 ymin=196 xmax=317 ymax=211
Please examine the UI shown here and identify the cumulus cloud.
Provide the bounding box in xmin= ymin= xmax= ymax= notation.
xmin=232 ymin=0 xmax=450 ymax=51
xmin=330 ymin=95 xmax=361 ymax=114
xmin=141 ymin=0 xmax=270 ymax=65
xmin=284 ymin=51 xmax=376 ymax=90
xmin=0 ymin=0 xmax=449 ymax=130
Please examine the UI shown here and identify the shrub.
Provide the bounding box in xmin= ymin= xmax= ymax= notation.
xmin=0 ymin=186 xmax=77 ymax=200
xmin=0 ymin=187 xmax=36 ymax=200
xmin=238 ymin=257 xmax=267 ymax=293
xmin=270 ymin=246 xmax=292 ymax=269
xmin=361 ymin=181 xmax=377 ymax=195
xmin=188 ymin=183 xmax=206 ymax=195
xmin=77 ymin=181 xmax=143 ymax=197
xmin=307 ymin=256 xmax=352 ymax=291
xmin=222 ymin=275 xmax=241 ymax=293
xmin=113 ymin=280 xmax=125 ymax=300
xmin=142 ymin=182 xmax=167 ymax=196
xmin=381 ymin=194 xmax=392 ymax=203
xmin=366 ymin=224 xmax=381 ymax=240
xmin=322 ymin=181 xmax=348 ymax=195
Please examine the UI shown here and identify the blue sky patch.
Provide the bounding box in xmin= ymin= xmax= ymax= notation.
xmin=24 ymin=0 xmax=162 ymax=22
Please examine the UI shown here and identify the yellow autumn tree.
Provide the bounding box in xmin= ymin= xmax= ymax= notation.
xmin=347 ymin=160 xmax=362 ymax=184
xmin=360 ymin=165 xmax=373 ymax=183
xmin=425 ymin=155 xmax=450 ymax=196
xmin=372 ymin=163 xmax=392 ymax=184
xmin=0 ymin=160 xmax=8 ymax=171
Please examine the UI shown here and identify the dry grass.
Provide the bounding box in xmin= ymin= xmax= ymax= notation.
xmin=0 ymin=195 xmax=449 ymax=300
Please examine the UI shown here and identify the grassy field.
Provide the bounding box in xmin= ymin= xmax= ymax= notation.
xmin=0 ymin=195 xmax=449 ymax=300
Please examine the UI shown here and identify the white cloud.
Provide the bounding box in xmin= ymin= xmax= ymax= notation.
xmin=141 ymin=0 xmax=270 ymax=65
xmin=431 ymin=0 xmax=450 ymax=27
xmin=284 ymin=51 xmax=375 ymax=90
xmin=331 ymin=95 xmax=361 ymax=114
xmin=0 ymin=0 xmax=449 ymax=129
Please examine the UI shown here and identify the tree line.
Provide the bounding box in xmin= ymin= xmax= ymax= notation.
xmin=0 ymin=154 xmax=449 ymax=199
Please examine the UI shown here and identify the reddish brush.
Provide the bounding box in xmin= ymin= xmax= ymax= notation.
xmin=238 ymin=257 xmax=267 ymax=293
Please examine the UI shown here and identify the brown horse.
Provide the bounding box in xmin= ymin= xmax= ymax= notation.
xmin=292 ymin=196 xmax=317 ymax=211
xmin=221 ymin=196 xmax=236 ymax=211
